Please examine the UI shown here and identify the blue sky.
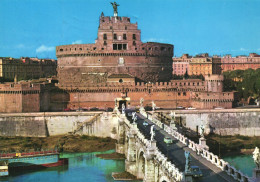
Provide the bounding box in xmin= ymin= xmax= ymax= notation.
xmin=0 ymin=0 xmax=260 ymax=59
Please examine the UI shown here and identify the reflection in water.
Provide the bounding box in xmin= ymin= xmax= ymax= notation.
xmin=0 ymin=150 xmax=140 ymax=182
xmin=224 ymin=154 xmax=255 ymax=177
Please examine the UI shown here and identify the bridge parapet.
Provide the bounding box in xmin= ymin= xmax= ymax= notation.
xmin=144 ymin=111 xmax=253 ymax=182
xmin=117 ymin=111 xmax=184 ymax=182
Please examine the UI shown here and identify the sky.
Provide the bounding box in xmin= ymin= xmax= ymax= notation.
xmin=0 ymin=0 xmax=260 ymax=59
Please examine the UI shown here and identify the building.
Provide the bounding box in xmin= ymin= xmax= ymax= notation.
xmin=0 ymin=57 xmax=57 ymax=81
xmin=172 ymin=54 xmax=221 ymax=76
xmin=221 ymin=53 xmax=260 ymax=72
xmin=56 ymin=12 xmax=173 ymax=86
xmin=188 ymin=55 xmax=213 ymax=76
xmin=172 ymin=54 xmax=190 ymax=75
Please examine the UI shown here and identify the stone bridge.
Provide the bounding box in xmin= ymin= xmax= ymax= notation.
xmin=115 ymin=109 xmax=256 ymax=182
xmin=116 ymin=111 xmax=184 ymax=182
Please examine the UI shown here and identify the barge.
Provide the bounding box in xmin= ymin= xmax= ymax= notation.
xmin=0 ymin=160 xmax=8 ymax=177
xmin=0 ymin=150 xmax=68 ymax=175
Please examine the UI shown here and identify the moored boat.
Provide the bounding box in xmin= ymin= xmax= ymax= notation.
xmin=0 ymin=160 xmax=8 ymax=177
xmin=0 ymin=150 xmax=68 ymax=174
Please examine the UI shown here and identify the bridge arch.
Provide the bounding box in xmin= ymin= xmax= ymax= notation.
xmin=159 ymin=175 xmax=170 ymax=182
xmin=137 ymin=148 xmax=146 ymax=179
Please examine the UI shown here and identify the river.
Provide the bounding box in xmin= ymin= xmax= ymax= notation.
xmin=1 ymin=150 xmax=255 ymax=181
xmin=223 ymin=154 xmax=255 ymax=177
xmin=0 ymin=150 xmax=141 ymax=182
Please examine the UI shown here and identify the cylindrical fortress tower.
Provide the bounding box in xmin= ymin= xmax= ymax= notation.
xmin=56 ymin=12 xmax=174 ymax=86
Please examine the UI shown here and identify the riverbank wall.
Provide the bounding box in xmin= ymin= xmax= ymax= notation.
xmin=0 ymin=112 xmax=118 ymax=138
xmin=168 ymin=108 xmax=260 ymax=136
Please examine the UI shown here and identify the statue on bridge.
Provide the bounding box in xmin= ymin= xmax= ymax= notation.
xmin=253 ymin=147 xmax=260 ymax=169
xmin=122 ymin=103 xmax=125 ymax=114
xmin=150 ymin=125 xmax=155 ymax=142
xmin=110 ymin=1 xmax=119 ymax=17
xmin=152 ymin=101 xmax=156 ymax=111
xmin=139 ymin=98 xmax=145 ymax=113
xmin=132 ymin=112 xmax=137 ymax=123
xmin=114 ymin=98 xmax=118 ymax=112
xmin=169 ymin=111 xmax=177 ymax=130
xmin=184 ymin=151 xmax=191 ymax=173
xmin=199 ymin=125 xmax=205 ymax=138
xmin=170 ymin=111 xmax=176 ymax=121
xmin=140 ymin=98 xmax=144 ymax=107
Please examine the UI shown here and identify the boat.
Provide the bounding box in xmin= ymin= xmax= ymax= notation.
xmin=0 ymin=150 xmax=68 ymax=175
xmin=0 ymin=160 xmax=8 ymax=177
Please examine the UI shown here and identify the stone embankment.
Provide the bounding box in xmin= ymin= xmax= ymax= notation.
xmin=161 ymin=108 xmax=260 ymax=136
xmin=0 ymin=112 xmax=118 ymax=138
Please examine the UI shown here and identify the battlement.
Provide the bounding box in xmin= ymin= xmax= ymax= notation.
xmin=205 ymin=74 xmax=224 ymax=81
xmin=57 ymin=78 xmax=208 ymax=92
xmin=192 ymin=91 xmax=234 ymax=101
xmin=99 ymin=16 xmax=135 ymax=27
xmin=56 ymin=42 xmax=173 ymax=57
xmin=0 ymin=82 xmax=41 ymax=93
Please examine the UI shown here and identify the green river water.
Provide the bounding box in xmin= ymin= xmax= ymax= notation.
xmin=0 ymin=150 xmax=255 ymax=181
xmin=0 ymin=150 xmax=141 ymax=182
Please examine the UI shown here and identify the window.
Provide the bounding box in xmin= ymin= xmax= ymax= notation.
xmin=104 ymin=41 xmax=107 ymax=46
xmin=103 ymin=34 xmax=107 ymax=40
xmin=113 ymin=44 xmax=117 ymax=50
xmin=133 ymin=41 xmax=136 ymax=46
xmin=183 ymin=92 xmax=186 ymax=96
xmin=178 ymin=92 xmax=181 ymax=96
xmin=125 ymin=26 xmax=127 ymax=30
xmin=113 ymin=44 xmax=127 ymax=50
xmin=133 ymin=34 xmax=136 ymax=40
xmin=123 ymin=34 xmax=127 ymax=40
xmin=59 ymin=49 xmax=63 ymax=52
xmin=114 ymin=34 xmax=117 ymax=40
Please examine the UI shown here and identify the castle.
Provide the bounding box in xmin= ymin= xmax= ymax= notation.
xmin=56 ymin=12 xmax=173 ymax=85
xmin=0 ymin=3 xmax=235 ymax=113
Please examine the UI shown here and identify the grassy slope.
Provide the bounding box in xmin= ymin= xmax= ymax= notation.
xmin=0 ymin=135 xmax=116 ymax=153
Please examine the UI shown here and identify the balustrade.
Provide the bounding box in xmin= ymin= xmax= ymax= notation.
xmin=149 ymin=112 xmax=252 ymax=182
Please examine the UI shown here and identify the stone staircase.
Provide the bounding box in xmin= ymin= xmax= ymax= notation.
xmin=72 ymin=114 xmax=100 ymax=135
